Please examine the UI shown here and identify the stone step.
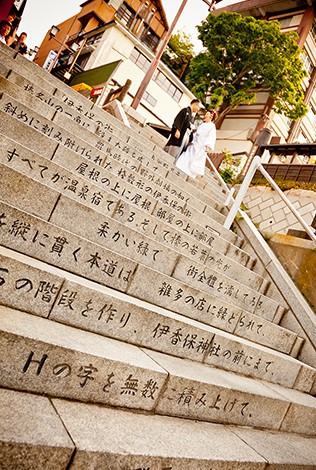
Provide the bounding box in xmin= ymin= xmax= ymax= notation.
xmin=0 ymin=72 xmax=226 ymax=222
xmin=13 ymin=50 xmax=227 ymax=196
xmin=2 ymin=387 xmax=316 ymax=469
xmin=0 ymin=122 xmax=253 ymax=270
xmin=0 ymin=135 xmax=264 ymax=287
xmin=0 ymin=52 xmax=228 ymax=206
xmin=0 ymin=89 xmax=242 ymax=251
xmin=0 ymin=64 xmax=228 ymax=212
xmin=1 ymin=246 xmax=313 ymax=392
xmin=1 ymin=306 xmax=316 ymax=435
xmin=1 ymin=52 xmax=229 ymax=213
xmin=0 ymin=198 xmax=285 ymax=326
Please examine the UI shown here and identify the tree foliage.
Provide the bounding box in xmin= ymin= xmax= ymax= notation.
xmin=187 ymin=12 xmax=308 ymax=120
xmin=162 ymin=30 xmax=195 ymax=77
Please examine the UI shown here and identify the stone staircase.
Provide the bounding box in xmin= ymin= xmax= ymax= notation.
xmin=0 ymin=41 xmax=316 ymax=469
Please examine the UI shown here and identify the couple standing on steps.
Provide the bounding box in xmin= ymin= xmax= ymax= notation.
xmin=164 ymin=98 xmax=217 ymax=179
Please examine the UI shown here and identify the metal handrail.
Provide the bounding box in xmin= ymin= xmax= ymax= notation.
xmin=206 ymin=154 xmax=316 ymax=243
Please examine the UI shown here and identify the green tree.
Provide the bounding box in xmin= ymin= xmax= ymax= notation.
xmin=187 ymin=12 xmax=308 ymax=120
xmin=162 ymin=30 xmax=195 ymax=78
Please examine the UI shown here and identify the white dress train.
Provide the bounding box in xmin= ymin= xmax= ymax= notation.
xmin=175 ymin=121 xmax=216 ymax=178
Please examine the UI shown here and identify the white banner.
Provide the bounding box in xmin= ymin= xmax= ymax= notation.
xmin=42 ymin=50 xmax=57 ymax=71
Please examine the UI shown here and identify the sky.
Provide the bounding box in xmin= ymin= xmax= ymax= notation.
xmin=18 ymin=0 xmax=235 ymax=52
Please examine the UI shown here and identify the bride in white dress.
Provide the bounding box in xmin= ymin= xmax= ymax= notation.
xmin=175 ymin=109 xmax=217 ymax=179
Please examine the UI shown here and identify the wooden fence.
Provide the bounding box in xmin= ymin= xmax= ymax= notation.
xmin=253 ymin=164 xmax=316 ymax=183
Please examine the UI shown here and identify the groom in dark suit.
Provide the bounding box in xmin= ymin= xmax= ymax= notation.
xmin=164 ymin=98 xmax=200 ymax=161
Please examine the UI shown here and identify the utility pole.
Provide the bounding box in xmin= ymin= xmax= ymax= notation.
xmin=131 ymin=0 xmax=220 ymax=110
xmin=131 ymin=0 xmax=189 ymax=110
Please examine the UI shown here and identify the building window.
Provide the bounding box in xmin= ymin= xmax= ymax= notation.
xmin=130 ymin=48 xmax=151 ymax=72
xmin=130 ymin=48 xmax=183 ymax=103
xmin=144 ymin=91 xmax=157 ymax=107
xmin=301 ymin=50 xmax=314 ymax=76
xmin=153 ymin=70 xmax=183 ymax=102
xmin=278 ymin=17 xmax=292 ymax=28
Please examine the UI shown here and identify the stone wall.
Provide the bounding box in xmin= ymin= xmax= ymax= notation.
xmin=267 ymin=234 xmax=316 ymax=313
xmin=243 ymin=187 xmax=316 ymax=236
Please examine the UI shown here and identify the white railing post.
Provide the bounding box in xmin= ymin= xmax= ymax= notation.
xmin=223 ymin=155 xmax=261 ymax=229
xmin=205 ymin=153 xmax=316 ymax=244
xmin=224 ymin=187 xmax=236 ymax=207
xmin=205 ymin=155 xmax=230 ymax=192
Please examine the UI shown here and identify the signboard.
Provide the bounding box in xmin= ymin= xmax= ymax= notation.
xmin=90 ymin=87 xmax=104 ymax=97
xmin=42 ymin=50 xmax=57 ymax=71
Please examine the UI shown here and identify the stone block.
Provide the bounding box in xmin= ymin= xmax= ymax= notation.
xmin=265 ymin=382 xmax=316 ymax=436
xmin=0 ymin=388 xmax=74 ymax=470
xmin=285 ymin=212 xmax=299 ymax=226
xmin=0 ymin=249 xmax=63 ymax=317
xmin=6 ymin=68 xmax=57 ymax=97
xmin=261 ymin=207 xmax=273 ymax=220
xmin=203 ymin=247 xmax=265 ymax=291
xmin=153 ymin=201 xmax=234 ymax=246
xmin=273 ymin=209 xmax=286 ymax=223
xmin=293 ymin=365 xmax=316 ymax=394
xmin=202 ymin=204 xmax=226 ymax=224
xmin=260 ymin=198 xmax=275 ymax=210
xmin=0 ymin=93 xmax=103 ymax=164
xmin=0 ymin=110 xmax=58 ymax=159
xmin=0 ymin=75 xmax=56 ymax=120
xmin=53 ymin=398 xmax=267 ymax=468
xmin=248 ymin=205 xmax=263 ymax=220
xmin=172 ymin=256 xmax=263 ymax=315
xmin=299 ymin=202 xmax=316 ymax=216
xmin=50 ymin=278 xmax=216 ymax=363
xmin=271 ymin=221 xmax=288 ymax=233
xmin=246 ymin=195 xmax=263 ymax=208
xmin=0 ymin=136 xmax=120 ymax=217
xmin=232 ymin=426 xmax=316 ymax=469
xmin=225 ymin=242 xmax=251 ymax=267
xmin=0 ymin=42 xmax=16 ymax=57
xmin=149 ymin=350 xmax=291 ymax=430
xmin=0 ymin=307 xmax=167 ymax=410
xmin=205 ymin=330 xmax=301 ymax=389
xmin=272 ymin=200 xmax=286 ymax=212
xmin=0 ymin=63 xmax=10 ymax=77
xmin=5 ymin=51 xmax=58 ymax=96
xmin=126 ymin=264 xmax=299 ymax=353
xmin=127 ymin=264 xmax=242 ymax=334
xmin=233 ymin=309 xmax=297 ymax=354
xmin=50 ymin=195 xmax=179 ymax=276
xmin=0 ymin=163 xmax=60 ymax=221
xmin=0 ymin=201 xmax=137 ymax=293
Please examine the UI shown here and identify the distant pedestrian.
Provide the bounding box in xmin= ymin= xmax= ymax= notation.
xmin=175 ymin=109 xmax=217 ymax=179
xmin=10 ymin=31 xmax=28 ymax=55
xmin=164 ymin=98 xmax=200 ymax=161
xmin=4 ymin=12 xmax=17 ymax=45
xmin=0 ymin=20 xmax=11 ymax=44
